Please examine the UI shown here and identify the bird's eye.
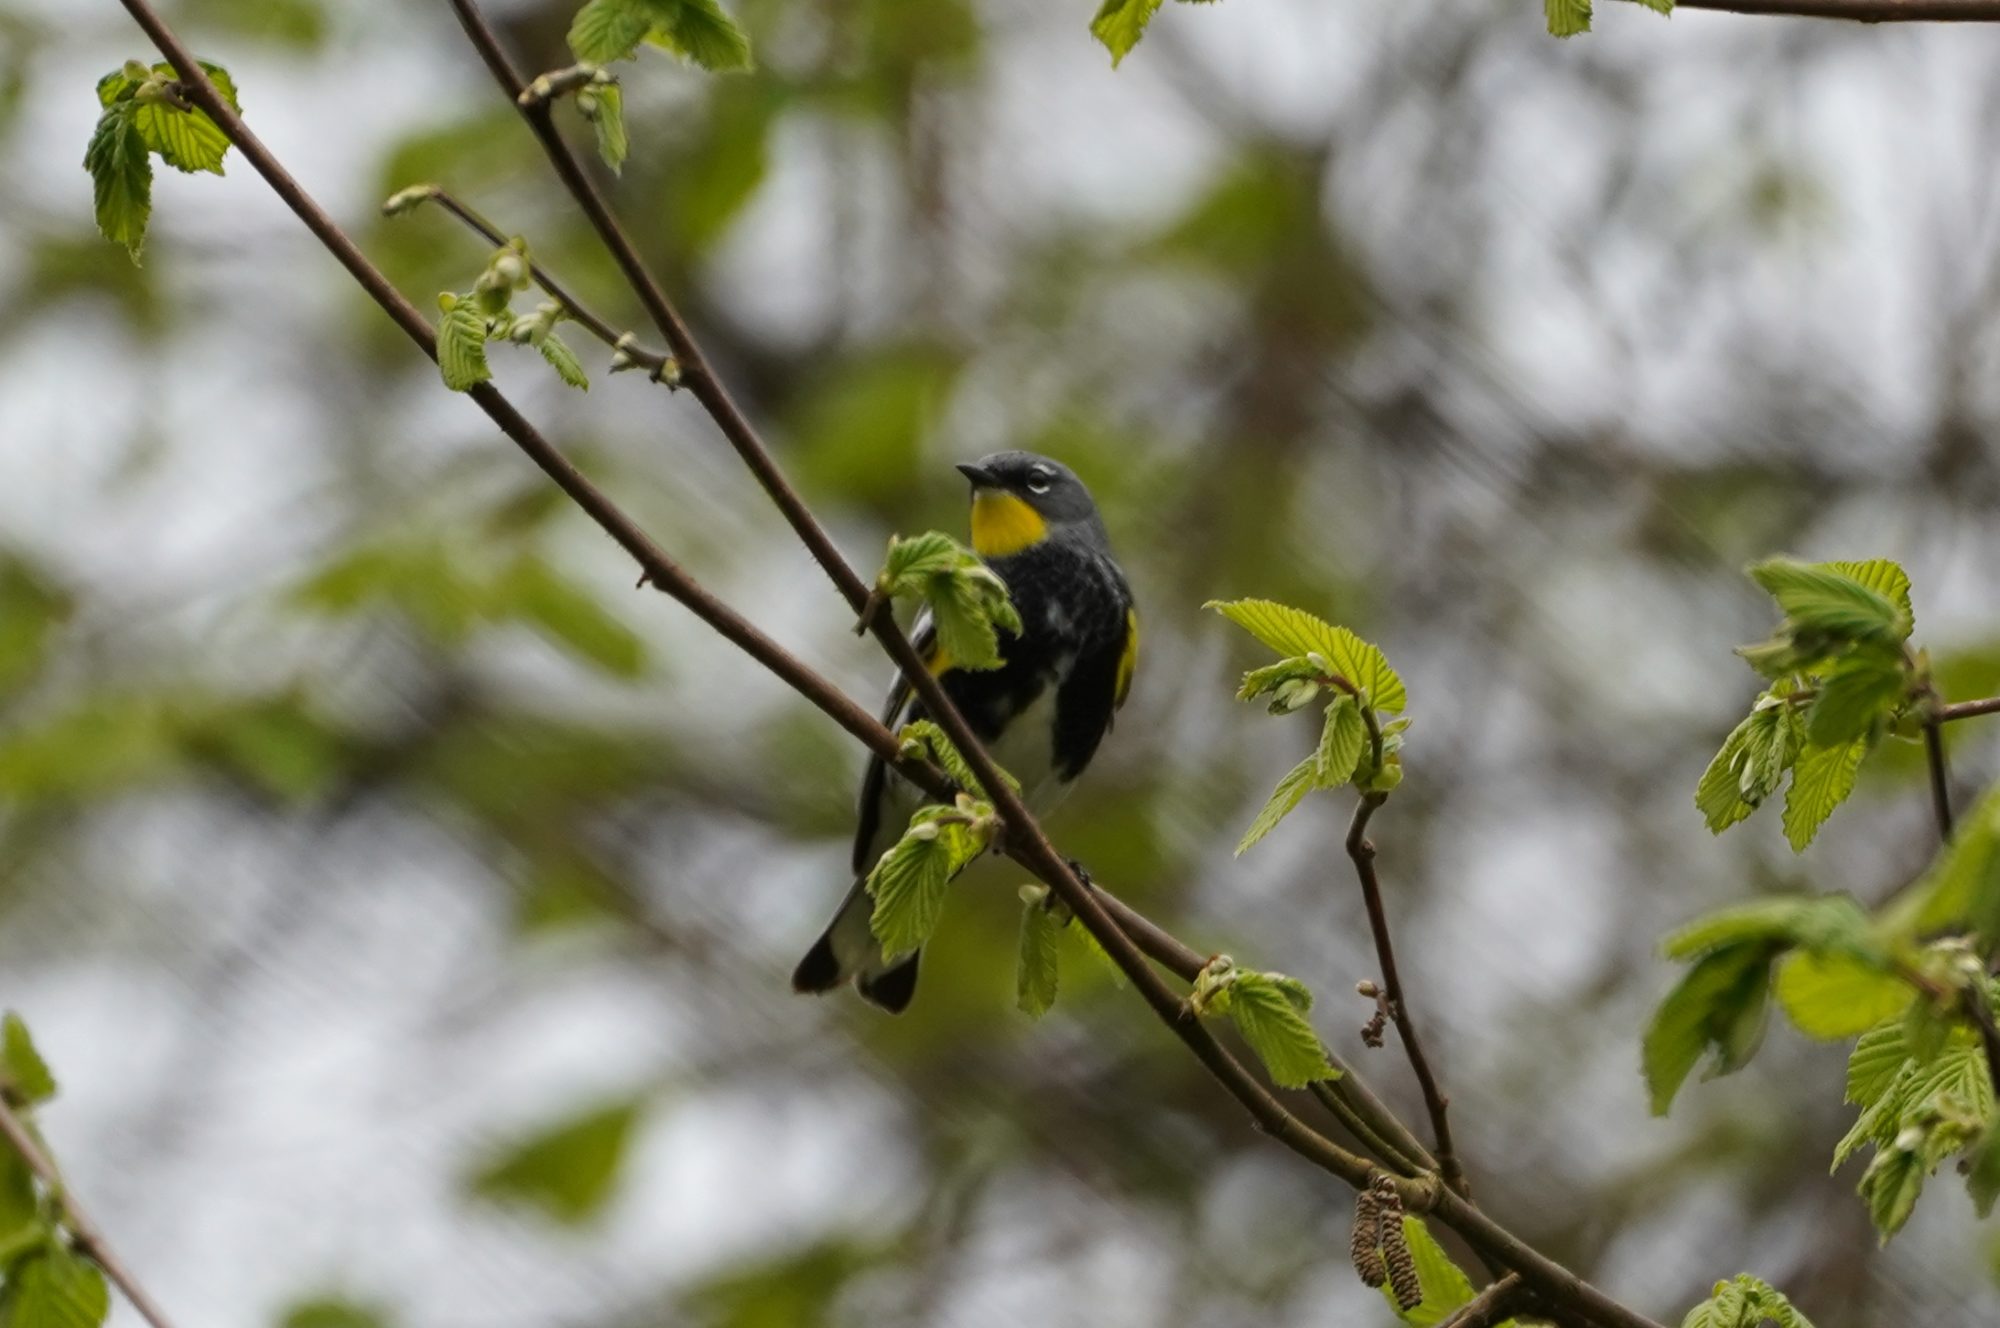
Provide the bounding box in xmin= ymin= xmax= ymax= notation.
xmin=1026 ymin=470 xmax=1052 ymax=495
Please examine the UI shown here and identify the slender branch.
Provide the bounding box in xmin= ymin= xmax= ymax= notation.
xmin=1668 ymin=0 xmax=2000 ymax=17
xmin=1936 ymin=695 xmax=2000 ymax=723
xmin=1347 ymin=792 xmax=1468 ymax=1198
xmin=0 ymin=1098 xmax=178 ymax=1328
xmin=1923 ymin=718 xmax=1954 ymax=841
xmin=1439 ymin=1274 xmax=1525 ymax=1328
xmin=114 ymin=6 xmax=1675 ymax=1324
xmin=384 ymin=184 xmax=676 ymax=379
xmin=1963 ymin=990 xmax=2000 ymax=1108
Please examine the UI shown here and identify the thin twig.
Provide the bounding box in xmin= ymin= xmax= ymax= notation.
xmin=0 ymin=1098 xmax=178 ymax=1328
xmin=1668 ymin=0 xmax=2000 ymax=16
xmin=1348 ymin=792 xmax=1468 ymax=1198
xmin=1935 ymin=695 xmax=2000 ymax=723
xmin=385 ymin=184 xmax=676 ymax=379
xmin=1439 ymin=1274 xmax=1525 ymax=1328
xmin=1923 ymin=718 xmax=1954 ymax=841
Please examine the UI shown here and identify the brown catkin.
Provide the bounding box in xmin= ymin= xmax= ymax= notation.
xmin=1349 ymin=1187 xmax=1386 ymax=1287
xmin=1380 ymin=1213 xmax=1423 ymax=1312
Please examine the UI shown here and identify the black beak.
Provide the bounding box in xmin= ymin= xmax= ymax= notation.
xmin=955 ymin=462 xmax=997 ymax=488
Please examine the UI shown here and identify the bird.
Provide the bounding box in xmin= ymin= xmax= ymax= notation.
xmin=792 ymin=451 xmax=1138 ymax=1012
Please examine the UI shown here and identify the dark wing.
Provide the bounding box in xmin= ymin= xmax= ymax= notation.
xmin=851 ymin=613 xmax=934 ymax=875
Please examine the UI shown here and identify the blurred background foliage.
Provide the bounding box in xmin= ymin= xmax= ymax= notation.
xmin=5 ymin=0 xmax=2000 ymax=1323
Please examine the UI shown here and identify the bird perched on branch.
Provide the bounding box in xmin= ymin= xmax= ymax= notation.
xmin=793 ymin=451 xmax=1138 ymax=1012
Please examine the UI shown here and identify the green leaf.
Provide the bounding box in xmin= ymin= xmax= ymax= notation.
xmin=897 ymin=720 xmax=1017 ymax=800
xmin=879 ymin=531 xmax=965 ymax=586
xmin=1090 ymin=0 xmax=1164 ymax=65
xmin=1545 ymin=0 xmax=1591 ymax=36
xmin=644 ymin=0 xmax=755 ymax=72
xmin=1643 ymin=944 xmax=1774 ymax=1115
xmin=1747 ymin=558 xmax=1910 ymax=645
xmin=436 ymin=296 xmax=491 ymax=392
xmin=866 ymin=810 xmax=985 ymax=958
xmin=0 ymin=1145 xmax=41 ymax=1263
xmin=588 ymin=80 xmax=627 ymax=174
xmin=1858 ymin=1142 xmax=1924 ymax=1239
xmin=1695 ymin=713 xmax=1762 ymax=833
xmin=1379 ymin=1215 xmax=1476 ymax=1325
xmin=493 ymin=557 xmax=643 ymax=677
xmin=1660 ymin=895 xmax=1870 ymax=962
xmin=1680 ymin=1276 xmax=1816 ymax=1328
xmin=1211 ymin=971 xmax=1337 ymax=1088
xmin=1235 ymin=756 xmax=1315 ymax=856
xmin=469 ymin=1099 xmax=645 ymax=1225
xmin=0 ymin=1016 xmax=55 ymax=1107
xmin=1206 ymin=600 xmax=1406 ymax=713
xmin=536 ymin=330 xmax=590 ymax=390
xmin=83 ymin=104 xmax=152 ymax=262
xmin=278 ymin=1297 xmax=392 ymax=1328
xmin=1832 ymin=1025 xmax=1992 ymax=1171
xmin=927 ymin=566 xmax=1020 ymax=672
xmin=1314 ymin=694 xmax=1367 ymax=789
xmin=1890 ymin=782 xmax=2000 ymax=946
xmin=1967 ymin=1123 xmax=2000 ymax=1218
xmin=5 ymin=1248 xmax=109 ymax=1328
xmin=1846 ymin=1019 xmax=1915 ymax=1108
xmin=1782 ymin=738 xmax=1865 ymax=850
xmin=1772 ymin=951 xmax=1911 ymax=1041
xmin=568 ymin=0 xmax=653 ymax=62
xmin=1804 ymin=650 xmax=1906 ymax=747
xmin=1822 ymin=558 xmax=1912 ymax=623
xmin=132 ymin=100 xmax=231 ymax=175
xmin=1016 ymin=892 xmax=1062 ymax=1019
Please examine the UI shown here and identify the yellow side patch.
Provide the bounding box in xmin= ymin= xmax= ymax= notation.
xmin=969 ymin=491 xmax=1047 ymax=558
xmin=925 ymin=641 xmax=954 ymax=676
xmin=1115 ymin=608 xmax=1139 ymax=708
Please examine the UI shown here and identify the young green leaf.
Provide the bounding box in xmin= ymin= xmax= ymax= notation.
xmin=1211 ymin=970 xmax=1337 ymax=1088
xmin=1821 ymin=558 xmax=1912 ymax=623
xmin=1772 ymin=951 xmax=1912 ymax=1041
xmin=1804 ymin=650 xmax=1906 ymax=746
xmin=897 ymin=720 xmax=1017 ymax=800
xmin=927 ymin=569 xmax=1017 ymax=671
xmin=83 ymin=104 xmax=152 ymax=262
xmin=1747 ymin=558 xmax=1910 ymax=645
xmin=1016 ymin=889 xmax=1062 ymax=1019
xmin=0 ymin=1143 xmax=40 ymax=1263
xmin=133 ymin=99 xmax=232 ymax=175
xmin=537 ymin=331 xmax=590 ymax=390
xmin=867 ymin=809 xmax=986 ymax=958
xmin=645 ymin=0 xmax=755 ymax=72
xmin=1695 ymin=713 xmax=1761 ymax=833
xmin=1966 ymin=1123 xmax=2000 ymax=1218
xmin=1858 ymin=1141 xmax=1925 ymax=1240
xmin=1680 ymin=1276 xmax=1816 ymax=1328
xmin=1236 ymin=756 xmax=1315 ymax=855
xmin=436 ymin=295 xmax=492 ymax=392
xmin=1 ymin=1013 xmax=56 ymax=1106
xmin=880 ymin=531 xmax=966 ymax=586
xmin=1314 ymin=693 xmax=1367 ymax=789
xmin=587 ymin=80 xmax=628 ymax=173
xmin=1091 ymin=0 xmax=1165 ymax=66
xmin=469 ymin=1098 xmax=645 ymax=1225
xmin=1887 ymin=782 xmax=2000 ymax=946
xmin=1659 ymin=895 xmax=1871 ymax=963
xmin=1781 ymin=738 xmax=1865 ymax=850
xmin=568 ymin=0 xmax=654 ymax=63
xmin=6 ymin=1247 xmax=109 ymax=1328
xmin=1545 ymin=0 xmax=1591 ymax=36
xmin=1206 ymin=599 xmax=1406 ymax=713
xmin=1377 ymin=1215 xmax=1476 ymax=1326
xmin=1643 ymin=944 xmax=1774 ymax=1115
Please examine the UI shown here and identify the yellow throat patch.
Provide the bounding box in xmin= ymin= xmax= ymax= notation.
xmin=969 ymin=491 xmax=1047 ymax=557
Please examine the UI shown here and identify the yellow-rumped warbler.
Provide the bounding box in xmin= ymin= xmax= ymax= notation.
xmin=793 ymin=451 xmax=1138 ymax=1012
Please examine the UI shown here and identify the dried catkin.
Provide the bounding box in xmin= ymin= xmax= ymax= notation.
xmin=1348 ymin=1185 xmax=1386 ymax=1287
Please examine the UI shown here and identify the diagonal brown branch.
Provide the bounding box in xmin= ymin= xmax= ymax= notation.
xmin=1669 ymin=0 xmax=2000 ymax=16
xmin=1439 ymin=1273 xmax=1524 ymax=1328
xmin=1348 ymin=792 xmax=1468 ymax=1198
xmin=0 ymin=1097 xmax=178 ymax=1328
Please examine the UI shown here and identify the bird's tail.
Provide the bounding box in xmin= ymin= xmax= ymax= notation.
xmin=791 ymin=876 xmax=922 ymax=1013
